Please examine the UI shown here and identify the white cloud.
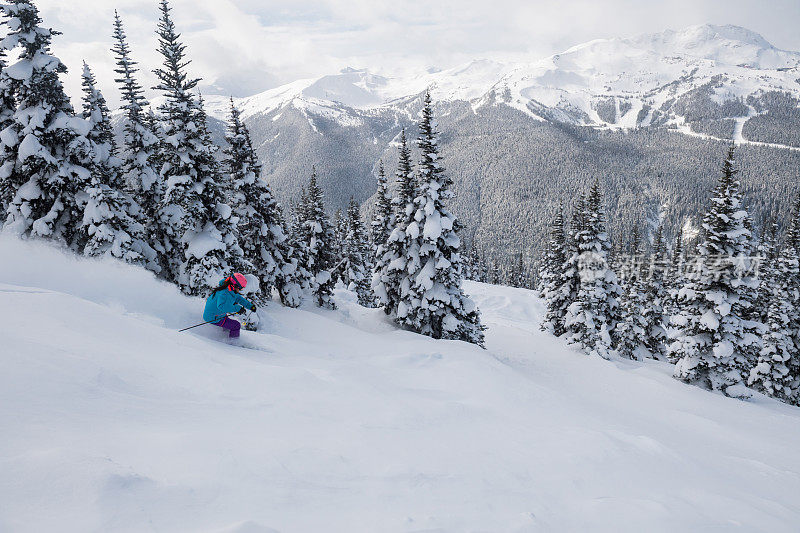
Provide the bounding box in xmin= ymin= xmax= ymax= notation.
xmin=26 ymin=0 xmax=800 ymax=109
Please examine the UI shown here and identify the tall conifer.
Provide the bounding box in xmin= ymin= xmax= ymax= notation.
xmin=296 ymin=168 xmax=337 ymax=309
xmin=373 ymin=130 xmax=416 ymax=316
xmin=398 ymin=92 xmax=484 ymax=346
xmin=564 ymin=180 xmax=622 ymax=358
xmin=79 ymin=63 xmax=153 ymax=265
xmin=111 ymin=11 xmax=162 ymax=269
xmin=0 ymin=0 xmax=91 ymax=247
xmin=671 ymin=147 xmax=762 ymax=396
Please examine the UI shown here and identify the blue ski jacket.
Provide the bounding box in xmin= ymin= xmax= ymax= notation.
xmin=203 ymin=279 xmax=255 ymax=323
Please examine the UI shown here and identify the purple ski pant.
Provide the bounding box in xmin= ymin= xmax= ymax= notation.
xmin=214 ymin=317 xmax=241 ymax=338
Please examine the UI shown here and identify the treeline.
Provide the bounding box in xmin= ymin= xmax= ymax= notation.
xmin=433 ymin=104 xmax=800 ymax=272
xmin=462 ymin=245 xmax=537 ymax=290
xmin=0 ymin=0 xmax=483 ymax=346
xmin=537 ymin=145 xmax=800 ymax=405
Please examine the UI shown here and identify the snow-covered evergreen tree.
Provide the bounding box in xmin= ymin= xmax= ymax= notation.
xmin=663 ymin=226 xmax=686 ymax=340
xmin=80 ymin=63 xmax=114 ymax=151
xmin=373 ymin=129 xmax=416 ymax=316
xmin=463 ymin=242 xmax=486 ymax=283
xmin=296 ymin=168 xmax=337 ymax=309
xmin=560 ymin=194 xmax=586 ymax=327
xmin=273 ymin=208 xmax=306 ymax=308
xmin=525 ymin=263 xmax=538 ymax=290
xmin=111 ymin=10 xmax=162 ymax=269
xmin=464 ymin=243 xmax=482 ymax=282
xmin=608 ymin=239 xmax=623 ymax=275
xmin=152 ymin=0 xmax=240 ymax=295
xmin=476 ymin=252 xmax=489 ymax=283
xmin=396 ymin=92 xmax=484 ymax=346
xmin=670 ymin=147 xmax=762 ymax=397
xmin=192 ymin=94 xmax=244 ymax=276
xmin=748 ymin=240 xmax=799 ymax=403
xmin=79 ymin=63 xmax=153 ymax=265
xmin=489 ymin=260 xmax=502 ymax=285
xmin=540 ymin=208 xmax=570 ymax=336
xmin=143 ymin=108 xmax=160 ymax=139
xmin=331 ymin=207 xmax=345 ymax=284
xmin=340 ymin=197 xmax=375 ymax=307
xmin=788 ymin=196 xmax=800 ymax=401
xmin=622 ymin=224 xmax=644 ymax=281
xmin=564 ymin=180 xmax=622 ymax=359
xmin=152 ymin=0 xmax=201 ymax=285
xmin=0 ymin=0 xmax=91 ymax=248
xmin=759 ymin=220 xmax=779 ymax=264
xmin=788 ymin=194 xmax=800 ymax=258
xmin=615 ymin=223 xmax=650 ymax=359
xmin=644 ymin=223 xmax=670 ymax=358
xmin=0 ymin=47 xmax=16 ymax=218
xmin=616 ymin=279 xmax=649 ymax=360
xmin=752 ymin=220 xmax=778 ymax=325
xmin=462 ymin=242 xmax=475 ymax=281
xmin=749 ymin=199 xmax=800 ymax=404
xmin=370 ymin=160 xmax=393 ymax=250
xmin=509 ymin=253 xmax=526 ymax=288
xmin=224 ymin=98 xmax=300 ymax=306
xmin=333 ymin=207 xmax=344 ymax=238
xmin=285 ymin=204 xmax=313 ymax=301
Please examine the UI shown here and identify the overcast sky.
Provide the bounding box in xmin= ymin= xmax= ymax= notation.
xmin=33 ymin=0 xmax=800 ymax=108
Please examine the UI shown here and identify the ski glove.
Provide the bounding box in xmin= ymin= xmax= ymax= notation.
xmin=237 ymin=307 xmax=247 ymax=315
xmin=250 ymin=305 xmax=257 ymax=312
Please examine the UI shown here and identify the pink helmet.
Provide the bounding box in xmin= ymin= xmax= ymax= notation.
xmin=226 ymin=273 xmax=247 ymax=291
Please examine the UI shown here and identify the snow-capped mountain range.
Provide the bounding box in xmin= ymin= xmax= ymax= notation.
xmin=176 ymin=24 xmax=800 ymax=264
xmin=202 ymin=24 xmax=800 ymax=132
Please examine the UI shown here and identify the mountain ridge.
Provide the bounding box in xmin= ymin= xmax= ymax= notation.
xmin=151 ymin=23 xmax=800 ymax=267
xmin=200 ymin=23 xmax=800 ymax=129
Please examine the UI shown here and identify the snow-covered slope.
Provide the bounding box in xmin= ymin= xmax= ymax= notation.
xmin=202 ymin=60 xmax=512 ymax=123
xmin=2 ymin=236 xmax=800 ymax=532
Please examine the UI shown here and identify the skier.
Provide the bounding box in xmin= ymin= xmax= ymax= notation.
xmin=203 ymin=273 xmax=257 ymax=338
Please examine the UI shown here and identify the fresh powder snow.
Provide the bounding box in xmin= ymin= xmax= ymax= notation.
xmin=1 ymin=236 xmax=799 ymax=532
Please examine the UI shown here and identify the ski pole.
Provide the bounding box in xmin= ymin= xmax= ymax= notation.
xmin=178 ymin=312 xmax=237 ymax=332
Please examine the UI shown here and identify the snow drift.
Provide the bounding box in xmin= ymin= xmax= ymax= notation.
xmin=1 ymin=236 xmax=799 ymax=532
